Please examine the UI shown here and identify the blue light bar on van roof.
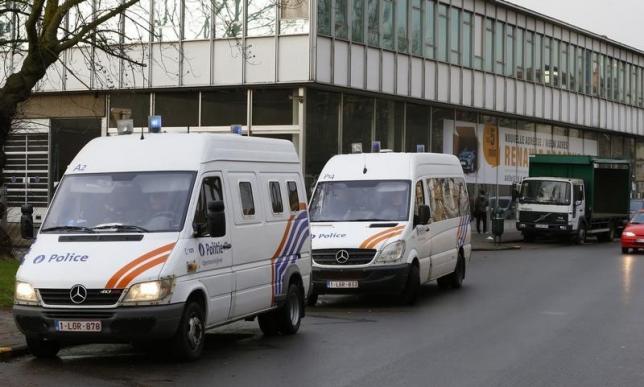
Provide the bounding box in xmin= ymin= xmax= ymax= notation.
xmin=372 ymin=141 xmax=381 ymax=153
xmin=230 ymin=124 xmax=243 ymax=135
xmin=148 ymin=115 xmax=162 ymax=133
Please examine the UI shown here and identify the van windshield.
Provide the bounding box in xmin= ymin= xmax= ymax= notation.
xmin=310 ymin=180 xmax=411 ymax=222
xmin=41 ymin=172 xmax=196 ymax=233
xmin=519 ymin=180 xmax=571 ymax=205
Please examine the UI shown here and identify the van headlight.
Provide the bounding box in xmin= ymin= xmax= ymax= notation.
xmin=15 ymin=281 xmax=39 ymax=305
xmin=375 ymin=241 xmax=405 ymax=263
xmin=122 ymin=279 xmax=174 ymax=304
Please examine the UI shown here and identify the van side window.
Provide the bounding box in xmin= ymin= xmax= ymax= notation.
xmin=443 ymin=178 xmax=459 ymax=219
xmin=414 ymin=180 xmax=425 ymax=217
xmin=239 ymin=182 xmax=256 ymax=216
xmin=194 ymin=177 xmax=224 ymax=234
xmin=426 ymin=178 xmax=446 ymax=222
xmin=454 ymin=178 xmax=470 ymax=216
xmin=287 ymin=181 xmax=300 ymax=211
xmin=269 ymin=181 xmax=284 ymax=213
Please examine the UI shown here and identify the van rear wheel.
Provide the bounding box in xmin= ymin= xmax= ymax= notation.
xmin=259 ymin=282 xmax=304 ymax=336
xmin=437 ymin=253 xmax=465 ymax=290
xmin=26 ymin=337 xmax=60 ymax=358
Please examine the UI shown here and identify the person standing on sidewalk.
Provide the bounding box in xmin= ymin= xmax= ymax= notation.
xmin=474 ymin=189 xmax=488 ymax=234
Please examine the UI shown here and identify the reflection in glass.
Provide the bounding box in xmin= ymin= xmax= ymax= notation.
xmin=201 ymin=89 xmax=247 ymax=125
xmin=247 ymin=0 xmax=276 ymax=36
xmin=305 ymin=89 xmax=339 ymax=189
xmin=367 ymin=0 xmax=379 ymax=46
xmin=437 ymin=4 xmax=447 ymax=61
xmin=406 ymin=103 xmax=429 ymax=152
xmin=382 ymin=0 xmax=394 ymax=50
xmin=375 ymin=100 xmax=403 ymax=152
xmin=317 ymin=0 xmax=332 ymax=35
xmin=215 ymin=0 xmax=243 ymax=38
xmin=280 ymin=0 xmax=309 ymax=34
xmin=396 ymin=0 xmax=407 ymax=53
xmin=342 ymin=95 xmax=373 ymax=154
xmin=449 ymin=7 xmax=459 ymax=64
xmin=154 ymin=0 xmax=180 ymax=41
xmin=334 ymin=0 xmax=348 ymax=39
xmin=352 ymin=0 xmax=364 ymax=43
xmin=423 ymin=1 xmax=434 ymax=58
xmin=410 ymin=0 xmax=421 ymax=56
xmin=185 ymin=0 xmax=212 ymax=39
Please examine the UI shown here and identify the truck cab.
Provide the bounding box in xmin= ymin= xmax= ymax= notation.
xmin=516 ymin=177 xmax=585 ymax=241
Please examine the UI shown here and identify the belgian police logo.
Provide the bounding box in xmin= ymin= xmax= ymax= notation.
xmin=335 ymin=250 xmax=350 ymax=264
xmin=33 ymin=255 xmax=46 ymax=264
xmin=198 ymin=243 xmax=205 ymax=256
xmin=69 ymin=284 xmax=88 ymax=304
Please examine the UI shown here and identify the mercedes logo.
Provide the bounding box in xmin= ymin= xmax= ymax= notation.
xmin=69 ymin=284 xmax=88 ymax=304
xmin=335 ymin=249 xmax=350 ymax=264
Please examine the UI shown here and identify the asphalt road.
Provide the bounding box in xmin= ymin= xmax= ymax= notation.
xmin=2 ymin=240 xmax=644 ymax=386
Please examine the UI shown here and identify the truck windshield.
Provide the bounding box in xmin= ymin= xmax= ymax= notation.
xmin=310 ymin=180 xmax=411 ymax=222
xmin=41 ymin=172 xmax=196 ymax=233
xmin=520 ymin=180 xmax=571 ymax=205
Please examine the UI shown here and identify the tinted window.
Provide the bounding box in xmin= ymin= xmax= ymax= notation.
xmin=194 ymin=177 xmax=225 ymax=235
xmin=269 ymin=181 xmax=284 ymax=213
xmin=239 ymin=182 xmax=256 ymax=216
xmin=287 ymin=181 xmax=300 ymax=211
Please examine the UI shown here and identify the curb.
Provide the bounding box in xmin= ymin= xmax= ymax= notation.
xmin=0 ymin=345 xmax=28 ymax=361
xmin=472 ymin=245 xmax=522 ymax=251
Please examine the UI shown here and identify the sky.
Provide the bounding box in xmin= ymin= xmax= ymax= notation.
xmin=508 ymin=0 xmax=644 ymax=51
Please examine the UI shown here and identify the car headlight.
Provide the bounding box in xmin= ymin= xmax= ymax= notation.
xmin=122 ymin=279 xmax=174 ymax=304
xmin=375 ymin=241 xmax=405 ymax=263
xmin=15 ymin=281 xmax=39 ymax=304
xmin=623 ymin=231 xmax=636 ymax=237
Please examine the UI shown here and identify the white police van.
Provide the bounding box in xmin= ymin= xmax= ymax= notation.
xmin=308 ymin=152 xmax=471 ymax=305
xmin=14 ymin=132 xmax=311 ymax=360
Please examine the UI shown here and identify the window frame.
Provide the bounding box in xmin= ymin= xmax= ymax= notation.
xmin=287 ymin=181 xmax=301 ymax=212
xmin=268 ymin=181 xmax=284 ymax=214
xmin=239 ymin=181 xmax=256 ymax=217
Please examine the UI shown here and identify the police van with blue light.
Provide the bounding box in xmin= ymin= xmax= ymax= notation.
xmin=14 ymin=121 xmax=312 ymax=360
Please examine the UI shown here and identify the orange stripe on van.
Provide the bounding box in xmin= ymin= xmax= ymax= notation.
xmin=359 ymin=226 xmax=405 ymax=249
xmin=365 ymin=230 xmax=404 ymax=249
xmin=105 ymin=242 xmax=175 ymax=289
xmin=115 ymin=255 xmax=169 ymax=289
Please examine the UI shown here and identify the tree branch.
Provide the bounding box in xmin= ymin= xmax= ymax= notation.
xmin=25 ymin=0 xmax=46 ymax=50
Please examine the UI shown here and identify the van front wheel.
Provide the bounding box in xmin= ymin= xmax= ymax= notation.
xmin=400 ymin=263 xmax=420 ymax=305
xmin=171 ymin=301 xmax=205 ymax=361
xmin=26 ymin=337 xmax=60 ymax=358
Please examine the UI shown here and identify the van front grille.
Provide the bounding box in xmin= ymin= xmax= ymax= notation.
xmin=39 ymin=289 xmax=123 ymax=306
xmin=312 ymin=249 xmax=377 ymax=265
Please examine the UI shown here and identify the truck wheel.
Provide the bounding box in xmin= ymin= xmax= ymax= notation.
xmin=171 ymin=301 xmax=206 ymax=361
xmin=523 ymin=232 xmax=536 ymax=243
xmin=26 ymin=337 xmax=60 ymax=358
xmin=437 ymin=253 xmax=465 ymax=290
xmin=400 ymin=263 xmax=420 ymax=305
xmin=574 ymin=224 xmax=586 ymax=245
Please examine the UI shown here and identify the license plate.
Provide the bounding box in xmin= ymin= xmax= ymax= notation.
xmin=535 ymin=224 xmax=548 ymax=229
xmin=327 ymin=280 xmax=359 ymax=289
xmin=637 ymin=239 xmax=644 ymax=243
xmin=55 ymin=320 xmax=102 ymax=332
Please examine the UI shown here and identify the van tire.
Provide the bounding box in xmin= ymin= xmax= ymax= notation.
xmin=437 ymin=253 xmax=465 ymax=290
xmin=26 ymin=337 xmax=60 ymax=358
xmin=400 ymin=263 xmax=420 ymax=305
xmin=259 ymin=283 xmax=304 ymax=336
xmin=306 ymin=292 xmax=318 ymax=307
xmin=171 ymin=301 xmax=205 ymax=361
xmin=277 ymin=283 xmax=303 ymax=335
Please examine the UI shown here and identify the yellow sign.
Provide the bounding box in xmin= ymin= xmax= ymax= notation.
xmin=483 ymin=122 xmax=499 ymax=167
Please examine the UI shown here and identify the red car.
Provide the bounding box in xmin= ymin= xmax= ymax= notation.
xmin=621 ymin=211 xmax=644 ymax=253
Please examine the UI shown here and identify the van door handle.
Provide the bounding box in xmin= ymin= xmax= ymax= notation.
xmin=222 ymin=242 xmax=232 ymax=250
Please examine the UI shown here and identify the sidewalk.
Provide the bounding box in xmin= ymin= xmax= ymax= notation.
xmin=470 ymin=219 xmax=523 ymax=251
xmin=0 ymin=308 xmax=26 ymax=359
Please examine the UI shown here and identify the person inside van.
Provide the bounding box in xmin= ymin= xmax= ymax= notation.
xmin=378 ymin=188 xmax=408 ymax=220
xmin=143 ymin=191 xmax=175 ymax=230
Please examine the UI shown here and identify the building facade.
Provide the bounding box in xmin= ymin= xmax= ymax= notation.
xmin=3 ymin=0 xmax=644 ymax=220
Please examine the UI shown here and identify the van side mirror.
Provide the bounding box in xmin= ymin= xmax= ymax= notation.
xmin=20 ymin=204 xmax=34 ymax=240
xmin=207 ymin=201 xmax=226 ymax=238
xmin=417 ymin=205 xmax=431 ymax=226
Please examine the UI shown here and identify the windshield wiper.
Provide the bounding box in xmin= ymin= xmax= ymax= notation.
xmin=92 ymin=224 xmax=150 ymax=233
xmin=40 ymin=225 xmax=95 ymax=233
